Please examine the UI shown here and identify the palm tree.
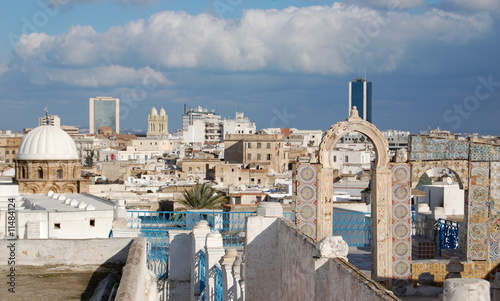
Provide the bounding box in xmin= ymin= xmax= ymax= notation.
xmin=178 ymin=183 xmax=227 ymax=209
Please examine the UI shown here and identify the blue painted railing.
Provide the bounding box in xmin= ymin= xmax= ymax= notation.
xmin=332 ymin=212 xmax=372 ymax=247
xmin=437 ymin=218 xmax=460 ymax=255
xmin=196 ymin=250 xmax=206 ymax=300
xmin=140 ymin=229 xmax=169 ymax=279
xmin=214 ymin=265 xmax=223 ymax=301
xmin=129 ymin=210 xmax=294 ymax=247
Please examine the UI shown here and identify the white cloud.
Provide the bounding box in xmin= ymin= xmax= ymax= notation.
xmin=40 ymin=65 xmax=172 ymax=87
xmin=344 ymin=0 xmax=425 ymax=10
xmin=8 ymin=3 xmax=494 ymax=86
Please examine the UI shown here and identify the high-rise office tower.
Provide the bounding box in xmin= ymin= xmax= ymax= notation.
xmin=89 ymin=97 xmax=120 ymax=134
xmin=348 ymin=78 xmax=372 ymax=123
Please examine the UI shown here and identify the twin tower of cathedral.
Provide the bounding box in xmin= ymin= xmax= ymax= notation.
xmin=147 ymin=107 xmax=168 ymax=137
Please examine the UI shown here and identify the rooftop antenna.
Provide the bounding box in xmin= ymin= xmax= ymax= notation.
xmin=364 ymin=67 xmax=367 ymax=81
xmin=44 ymin=103 xmax=49 ymax=125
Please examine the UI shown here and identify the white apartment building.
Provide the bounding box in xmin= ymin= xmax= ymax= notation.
xmin=182 ymin=106 xmax=255 ymax=144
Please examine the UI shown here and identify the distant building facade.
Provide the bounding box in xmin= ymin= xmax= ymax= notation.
xmin=147 ymin=107 xmax=168 ymax=137
xmin=182 ymin=105 xmax=255 ymax=144
xmin=348 ymin=78 xmax=372 ymax=123
xmin=89 ymin=96 xmax=120 ymax=134
xmin=39 ymin=114 xmax=61 ymax=127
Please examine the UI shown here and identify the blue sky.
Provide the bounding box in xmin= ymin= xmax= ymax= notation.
xmin=1 ymin=0 xmax=499 ymax=134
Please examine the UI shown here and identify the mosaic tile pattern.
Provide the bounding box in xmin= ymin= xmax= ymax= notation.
xmin=409 ymin=136 xmax=469 ymax=161
xmin=295 ymin=164 xmax=318 ymax=240
xmin=467 ymin=162 xmax=490 ymax=261
xmin=390 ymin=163 xmax=412 ymax=279
xmin=470 ymin=144 xmax=500 ymax=161
xmin=489 ymin=162 xmax=500 ymax=261
xmin=412 ymin=261 xmax=500 ymax=285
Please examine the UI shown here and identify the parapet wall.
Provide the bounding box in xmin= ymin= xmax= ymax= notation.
xmin=245 ymin=215 xmax=400 ymax=301
xmin=0 ymin=238 xmax=133 ymax=266
xmin=115 ymin=238 xmax=157 ymax=301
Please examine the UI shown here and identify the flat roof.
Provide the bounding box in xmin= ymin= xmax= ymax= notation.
xmin=21 ymin=193 xmax=114 ymax=212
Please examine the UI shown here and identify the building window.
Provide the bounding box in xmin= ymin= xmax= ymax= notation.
xmin=267 ymin=154 xmax=271 ymax=160
xmin=235 ymin=197 xmax=241 ymax=205
xmin=247 ymin=154 xmax=252 ymax=161
xmin=257 ymin=154 xmax=261 ymax=160
xmin=345 ymin=156 xmax=349 ymax=163
xmin=251 ymin=178 xmax=255 ymax=182
xmin=54 ymin=223 xmax=61 ymax=229
xmin=5 ymin=150 xmax=9 ymax=154
xmin=258 ymin=179 xmax=261 ymax=184
xmin=220 ymin=177 xmax=224 ymax=182
xmin=56 ymin=169 xmax=63 ymax=179
xmin=247 ymin=142 xmax=252 ymax=148
xmin=12 ymin=150 xmax=15 ymax=154
xmin=38 ymin=167 xmax=43 ymax=179
xmin=257 ymin=143 xmax=262 ymax=149
xmin=333 ymin=156 xmax=337 ymax=162
xmin=89 ymin=219 xmax=95 ymax=227
xmin=266 ymin=143 xmax=271 ymax=149
xmin=22 ymin=167 xmax=26 ymax=179
xmin=238 ymin=177 xmax=241 ymax=181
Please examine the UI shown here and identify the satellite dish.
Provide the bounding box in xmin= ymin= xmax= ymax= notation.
xmin=240 ymin=185 xmax=247 ymax=191
xmin=446 ymin=176 xmax=453 ymax=186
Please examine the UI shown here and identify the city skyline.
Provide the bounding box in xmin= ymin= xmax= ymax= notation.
xmin=0 ymin=1 xmax=499 ymax=134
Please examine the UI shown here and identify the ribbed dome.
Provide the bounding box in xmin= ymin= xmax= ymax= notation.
xmin=17 ymin=125 xmax=79 ymax=160
xmin=159 ymin=107 xmax=166 ymax=116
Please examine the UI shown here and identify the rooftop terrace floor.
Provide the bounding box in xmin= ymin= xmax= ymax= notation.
xmin=0 ymin=264 xmax=121 ymax=301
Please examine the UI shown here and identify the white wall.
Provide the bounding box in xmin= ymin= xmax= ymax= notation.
xmin=16 ymin=210 xmax=113 ymax=239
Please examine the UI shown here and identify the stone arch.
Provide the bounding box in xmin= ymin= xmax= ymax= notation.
xmin=56 ymin=166 xmax=64 ymax=179
xmin=319 ymin=108 xmax=389 ymax=169
xmin=37 ymin=166 xmax=44 ymax=179
xmin=63 ymin=184 xmax=76 ymax=193
xmin=26 ymin=184 xmax=40 ymax=194
xmin=48 ymin=185 xmax=60 ymax=194
xmin=410 ymin=160 xmax=469 ymax=190
xmin=315 ymin=107 xmax=400 ymax=285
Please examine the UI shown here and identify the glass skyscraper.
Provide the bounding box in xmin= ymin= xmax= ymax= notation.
xmin=89 ymin=97 xmax=120 ymax=134
xmin=348 ymin=78 xmax=372 ymax=123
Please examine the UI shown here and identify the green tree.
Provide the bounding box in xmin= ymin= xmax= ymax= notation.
xmin=416 ymin=172 xmax=432 ymax=190
xmin=179 ymin=183 xmax=227 ymax=209
xmin=84 ymin=150 xmax=95 ymax=167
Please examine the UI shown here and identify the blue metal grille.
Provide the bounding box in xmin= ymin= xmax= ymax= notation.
xmin=129 ymin=210 xmax=294 ymax=247
xmin=140 ymin=229 xmax=169 ymax=279
xmin=214 ymin=266 xmax=223 ymax=301
xmin=437 ymin=218 xmax=460 ymax=254
xmin=332 ymin=212 xmax=372 ymax=247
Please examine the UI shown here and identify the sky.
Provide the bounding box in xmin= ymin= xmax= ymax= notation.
xmin=1 ymin=0 xmax=499 ymax=134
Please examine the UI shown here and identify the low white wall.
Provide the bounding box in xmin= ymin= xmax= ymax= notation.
xmin=0 ymin=238 xmax=133 ymax=266
xmin=115 ymin=238 xmax=157 ymax=301
xmin=245 ymin=217 xmax=400 ymax=301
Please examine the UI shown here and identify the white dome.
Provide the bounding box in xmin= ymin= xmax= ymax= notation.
xmin=159 ymin=107 xmax=166 ymax=116
xmin=150 ymin=107 xmax=158 ymax=116
xmin=17 ymin=125 xmax=79 ymax=160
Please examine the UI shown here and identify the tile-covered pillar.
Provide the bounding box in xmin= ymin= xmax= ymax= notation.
xmin=489 ymin=162 xmax=500 ymax=261
xmin=372 ymin=167 xmax=393 ymax=284
xmin=467 ymin=162 xmax=490 ymax=261
xmin=390 ymin=163 xmax=412 ymax=281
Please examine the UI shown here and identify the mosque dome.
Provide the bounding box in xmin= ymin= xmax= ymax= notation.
xmin=17 ymin=125 xmax=79 ymax=160
xmin=159 ymin=107 xmax=166 ymax=116
xmin=150 ymin=107 xmax=158 ymax=116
